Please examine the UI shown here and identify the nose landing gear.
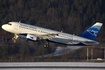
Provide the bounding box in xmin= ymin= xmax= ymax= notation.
xmin=12 ymin=34 xmax=18 ymax=43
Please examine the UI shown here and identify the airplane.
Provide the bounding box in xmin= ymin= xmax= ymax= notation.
xmin=1 ymin=22 xmax=103 ymax=47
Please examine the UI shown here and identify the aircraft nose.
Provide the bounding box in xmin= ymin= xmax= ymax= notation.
xmin=2 ymin=24 xmax=7 ymax=30
xmin=2 ymin=25 xmax=5 ymax=30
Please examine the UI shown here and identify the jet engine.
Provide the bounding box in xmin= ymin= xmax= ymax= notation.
xmin=18 ymin=34 xmax=38 ymax=41
xmin=26 ymin=34 xmax=38 ymax=41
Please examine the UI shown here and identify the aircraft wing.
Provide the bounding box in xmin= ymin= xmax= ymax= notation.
xmin=18 ymin=33 xmax=59 ymax=41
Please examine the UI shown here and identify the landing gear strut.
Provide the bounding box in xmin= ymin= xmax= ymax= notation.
xmin=12 ymin=34 xmax=18 ymax=43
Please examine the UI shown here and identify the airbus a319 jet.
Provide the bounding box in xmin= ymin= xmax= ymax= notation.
xmin=2 ymin=22 xmax=103 ymax=47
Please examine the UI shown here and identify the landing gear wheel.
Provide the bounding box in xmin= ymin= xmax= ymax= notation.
xmin=43 ymin=42 xmax=49 ymax=48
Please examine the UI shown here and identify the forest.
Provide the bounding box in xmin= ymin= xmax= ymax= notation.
xmin=0 ymin=0 xmax=105 ymax=62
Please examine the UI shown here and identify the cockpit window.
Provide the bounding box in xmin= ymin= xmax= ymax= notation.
xmin=8 ymin=23 xmax=12 ymax=25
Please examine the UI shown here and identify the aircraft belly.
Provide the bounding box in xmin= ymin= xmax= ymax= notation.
xmin=51 ymin=38 xmax=69 ymax=44
xmin=51 ymin=37 xmax=80 ymax=45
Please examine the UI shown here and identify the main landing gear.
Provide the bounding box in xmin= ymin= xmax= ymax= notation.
xmin=43 ymin=41 xmax=49 ymax=48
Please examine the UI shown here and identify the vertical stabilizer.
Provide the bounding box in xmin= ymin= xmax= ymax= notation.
xmin=79 ymin=22 xmax=103 ymax=40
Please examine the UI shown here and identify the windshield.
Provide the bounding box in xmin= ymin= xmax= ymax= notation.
xmin=8 ymin=23 xmax=12 ymax=25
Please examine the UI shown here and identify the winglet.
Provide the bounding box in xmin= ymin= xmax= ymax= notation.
xmin=79 ymin=22 xmax=103 ymax=40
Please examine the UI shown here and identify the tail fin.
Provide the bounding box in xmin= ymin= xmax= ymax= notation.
xmin=79 ymin=22 xmax=103 ymax=40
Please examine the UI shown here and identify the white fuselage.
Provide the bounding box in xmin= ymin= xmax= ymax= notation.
xmin=2 ymin=22 xmax=99 ymax=45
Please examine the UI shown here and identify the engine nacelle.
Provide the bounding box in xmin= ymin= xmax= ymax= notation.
xmin=18 ymin=34 xmax=38 ymax=41
xmin=26 ymin=34 xmax=38 ymax=41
